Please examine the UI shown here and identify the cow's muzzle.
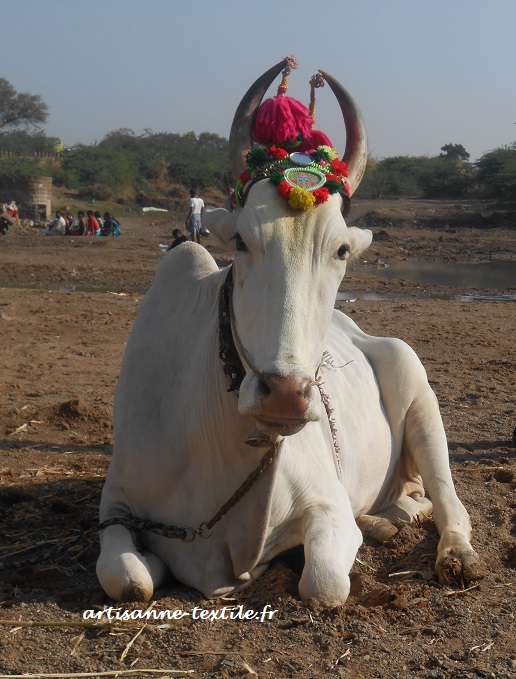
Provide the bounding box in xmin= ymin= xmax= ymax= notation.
xmin=258 ymin=373 xmax=312 ymax=419
xmin=239 ymin=371 xmax=320 ymax=437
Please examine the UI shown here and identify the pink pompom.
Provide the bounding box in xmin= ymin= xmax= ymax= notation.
xmin=253 ymin=96 xmax=313 ymax=147
xmin=301 ymin=129 xmax=334 ymax=152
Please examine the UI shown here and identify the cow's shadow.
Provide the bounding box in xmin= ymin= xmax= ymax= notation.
xmin=0 ymin=476 xmax=105 ymax=611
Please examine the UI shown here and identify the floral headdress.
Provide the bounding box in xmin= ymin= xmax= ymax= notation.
xmin=234 ymin=58 xmax=350 ymax=211
xmin=234 ymin=144 xmax=350 ymax=211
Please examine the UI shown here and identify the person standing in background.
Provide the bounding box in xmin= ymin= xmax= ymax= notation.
xmin=185 ymin=189 xmax=204 ymax=244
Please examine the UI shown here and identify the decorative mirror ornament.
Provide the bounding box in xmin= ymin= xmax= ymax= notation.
xmin=289 ymin=152 xmax=314 ymax=166
xmin=235 ymin=144 xmax=350 ymax=211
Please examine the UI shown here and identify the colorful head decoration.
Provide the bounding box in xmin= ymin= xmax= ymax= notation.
xmin=252 ymin=56 xmax=314 ymax=151
xmin=238 ymin=58 xmax=350 ymax=210
xmin=234 ymin=145 xmax=350 ymax=211
xmin=230 ymin=57 xmax=367 ymax=212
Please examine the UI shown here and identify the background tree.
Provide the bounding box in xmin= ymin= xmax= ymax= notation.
xmin=439 ymin=143 xmax=470 ymax=162
xmin=0 ymin=129 xmax=49 ymax=154
xmin=0 ymin=77 xmax=48 ymax=132
xmin=475 ymin=143 xmax=516 ymax=202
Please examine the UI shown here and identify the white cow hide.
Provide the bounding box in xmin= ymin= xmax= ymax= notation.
xmin=97 ymin=182 xmax=482 ymax=605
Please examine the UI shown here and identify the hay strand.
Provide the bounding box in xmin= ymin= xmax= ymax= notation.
xmin=0 ymin=670 xmax=193 ymax=678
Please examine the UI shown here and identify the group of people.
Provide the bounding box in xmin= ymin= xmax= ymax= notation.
xmin=2 ymin=190 xmax=208 ymax=245
xmin=44 ymin=210 xmax=121 ymax=237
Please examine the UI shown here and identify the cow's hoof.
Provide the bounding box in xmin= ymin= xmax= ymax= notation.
xmin=121 ymin=581 xmax=153 ymax=603
xmin=356 ymin=515 xmax=398 ymax=543
xmin=436 ymin=549 xmax=485 ymax=586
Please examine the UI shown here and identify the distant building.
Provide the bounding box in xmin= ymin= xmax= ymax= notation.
xmin=0 ymin=176 xmax=52 ymax=220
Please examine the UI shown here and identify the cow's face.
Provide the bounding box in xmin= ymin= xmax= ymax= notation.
xmin=205 ymin=181 xmax=371 ymax=437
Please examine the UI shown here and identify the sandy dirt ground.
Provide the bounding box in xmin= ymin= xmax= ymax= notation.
xmin=0 ymin=200 xmax=514 ymax=678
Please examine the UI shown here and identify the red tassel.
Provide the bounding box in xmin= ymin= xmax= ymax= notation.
xmin=253 ymin=95 xmax=313 ymax=148
xmin=253 ymin=56 xmax=313 ymax=147
xmin=299 ymin=129 xmax=334 ymax=153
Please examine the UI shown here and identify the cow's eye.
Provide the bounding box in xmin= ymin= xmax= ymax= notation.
xmin=233 ymin=233 xmax=248 ymax=252
xmin=337 ymin=244 xmax=350 ymax=260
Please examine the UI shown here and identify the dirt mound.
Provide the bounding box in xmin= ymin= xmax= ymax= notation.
xmin=57 ymin=398 xmax=90 ymax=420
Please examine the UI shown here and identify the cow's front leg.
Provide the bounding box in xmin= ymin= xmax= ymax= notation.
xmin=404 ymin=392 xmax=485 ymax=585
xmin=299 ymin=501 xmax=362 ymax=607
xmin=96 ymin=524 xmax=169 ymax=602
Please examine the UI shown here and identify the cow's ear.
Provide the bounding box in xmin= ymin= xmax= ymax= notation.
xmin=347 ymin=226 xmax=372 ymax=261
xmin=203 ymin=207 xmax=239 ymax=247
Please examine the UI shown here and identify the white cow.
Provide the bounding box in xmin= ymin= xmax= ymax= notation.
xmin=97 ymin=63 xmax=483 ymax=605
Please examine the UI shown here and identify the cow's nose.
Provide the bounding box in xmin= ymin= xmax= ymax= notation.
xmin=258 ymin=373 xmax=312 ymax=420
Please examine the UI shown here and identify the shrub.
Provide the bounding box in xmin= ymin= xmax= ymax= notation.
xmin=79 ymin=184 xmax=113 ymax=201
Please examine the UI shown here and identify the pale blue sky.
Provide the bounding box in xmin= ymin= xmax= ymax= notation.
xmin=3 ymin=0 xmax=515 ymax=162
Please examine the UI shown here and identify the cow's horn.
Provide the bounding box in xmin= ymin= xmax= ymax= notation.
xmin=318 ymin=70 xmax=368 ymax=196
xmin=229 ymin=60 xmax=287 ymax=180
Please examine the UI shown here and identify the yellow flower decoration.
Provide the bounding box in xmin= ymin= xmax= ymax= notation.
xmin=288 ymin=187 xmax=316 ymax=210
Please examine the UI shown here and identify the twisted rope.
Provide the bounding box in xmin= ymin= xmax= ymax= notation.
xmin=98 ymin=443 xmax=279 ymax=542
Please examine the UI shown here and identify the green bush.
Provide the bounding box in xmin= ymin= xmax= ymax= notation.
xmin=356 ymin=155 xmax=475 ymax=199
xmin=476 ymin=145 xmax=516 ymax=202
xmin=62 ymin=145 xmax=137 ymax=190
xmin=0 ymin=156 xmax=44 ymax=183
xmin=79 ymin=184 xmax=113 ymax=201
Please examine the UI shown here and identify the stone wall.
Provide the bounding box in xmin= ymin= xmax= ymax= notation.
xmin=0 ymin=175 xmax=52 ymax=220
xmin=28 ymin=176 xmax=53 ymax=220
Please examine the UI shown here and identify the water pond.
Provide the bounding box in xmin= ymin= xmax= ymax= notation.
xmin=338 ymin=260 xmax=515 ymax=302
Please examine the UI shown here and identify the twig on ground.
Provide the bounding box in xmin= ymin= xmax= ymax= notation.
xmin=355 ymin=557 xmax=375 ymax=570
xmin=120 ymin=623 xmax=147 ymax=661
xmin=177 ymin=650 xmax=251 ymax=657
xmin=454 ymin=465 xmax=515 ymax=472
xmin=241 ymin=660 xmax=258 ymax=675
xmin=444 ymin=583 xmax=480 ymax=596
xmin=0 ymin=671 xmax=192 ymax=678
xmin=7 ymin=423 xmax=28 ymax=436
xmin=388 ymin=570 xmax=423 ymax=578
xmin=70 ymin=630 xmax=85 ymax=656
xmin=487 ymin=582 xmax=513 ymax=588
xmin=0 ymin=534 xmax=83 ymax=561
xmin=0 ymin=619 xmax=140 ymax=631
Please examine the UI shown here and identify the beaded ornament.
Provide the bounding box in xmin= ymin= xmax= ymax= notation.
xmin=234 ymin=144 xmax=350 ymax=211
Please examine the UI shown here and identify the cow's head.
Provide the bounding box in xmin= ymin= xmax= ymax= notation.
xmin=204 ymin=62 xmax=372 ymax=439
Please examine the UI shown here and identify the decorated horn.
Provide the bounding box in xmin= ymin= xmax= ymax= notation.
xmin=318 ymin=70 xmax=368 ymax=196
xmin=229 ymin=59 xmax=287 ymax=179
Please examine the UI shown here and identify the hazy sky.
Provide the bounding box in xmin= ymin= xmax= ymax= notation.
xmin=3 ymin=0 xmax=515 ymax=162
